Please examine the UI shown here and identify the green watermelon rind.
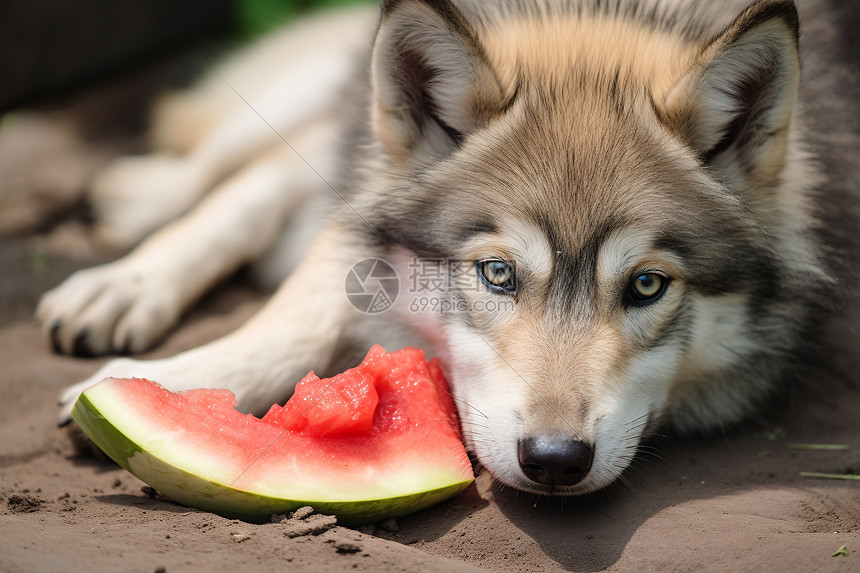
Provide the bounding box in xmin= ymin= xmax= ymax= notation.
xmin=71 ymin=391 xmax=473 ymax=525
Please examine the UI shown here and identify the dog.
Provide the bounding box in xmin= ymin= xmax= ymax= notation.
xmin=37 ymin=0 xmax=859 ymax=495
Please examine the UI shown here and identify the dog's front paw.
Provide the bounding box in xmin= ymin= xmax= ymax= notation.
xmin=57 ymin=357 xmax=156 ymax=426
xmin=57 ymin=357 xmax=152 ymax=457
xmin=36 ymin=262 xmax=181 ymax=357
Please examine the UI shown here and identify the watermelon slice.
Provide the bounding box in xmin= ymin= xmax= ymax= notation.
xmin=71 ymin=345 xmax=474 ymax=524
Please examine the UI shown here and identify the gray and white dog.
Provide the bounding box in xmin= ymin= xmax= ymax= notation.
xmin=39 ymin=0 xmax=859 ymax=495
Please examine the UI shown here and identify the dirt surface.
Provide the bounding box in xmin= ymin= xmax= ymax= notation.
xmin=1 ymin=57 xmax=859 ymax=573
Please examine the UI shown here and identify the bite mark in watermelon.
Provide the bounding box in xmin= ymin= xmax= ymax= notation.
xmin=71 ymin=345 xmax=474 ymax=524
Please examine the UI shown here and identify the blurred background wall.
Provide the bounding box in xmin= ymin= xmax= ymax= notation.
xmin=0 ymin=0 xmax=366 ymax=112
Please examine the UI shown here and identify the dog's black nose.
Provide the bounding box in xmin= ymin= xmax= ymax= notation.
xmin=518 ymin=435 xmax=594 ymax=486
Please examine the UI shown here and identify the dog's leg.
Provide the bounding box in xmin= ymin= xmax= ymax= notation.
xmin=57 ymin=223 xmax=367 ymax=421
xmin=37 ymin=118 xmax=336 ymax=357
xmin=90 ymin=45 xmax=355 ymax=250
xmin=150 ymin=3 xmax=378 ymax=156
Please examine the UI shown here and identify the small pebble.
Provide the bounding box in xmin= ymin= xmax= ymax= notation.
xmin=281 ymin=514 xmax=338 ymax=538
xmin=291 ymin=506 xmax=315 ymax=520
xmin=333 ymin=540 xmax=362 ymax=554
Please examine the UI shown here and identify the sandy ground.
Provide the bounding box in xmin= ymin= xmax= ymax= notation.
xmin=1 ymin=47 xmax=859 ymax=573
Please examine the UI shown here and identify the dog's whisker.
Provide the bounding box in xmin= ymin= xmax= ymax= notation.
xmin=446 ymin=392 xmax=488 ymax=419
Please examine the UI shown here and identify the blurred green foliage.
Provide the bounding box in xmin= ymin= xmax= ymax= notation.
xmin=238 ymin=0 xmax=371 ymax=37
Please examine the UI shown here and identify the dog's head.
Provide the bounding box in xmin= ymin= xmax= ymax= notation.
xmin=366 ymin=0 xmax=825 ymax=494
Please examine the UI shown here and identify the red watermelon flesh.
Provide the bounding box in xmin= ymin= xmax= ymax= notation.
xmin=71 ymin=345 xmax=474 ymax=523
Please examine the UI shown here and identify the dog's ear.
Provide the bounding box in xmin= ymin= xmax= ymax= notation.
xmin=661 ymin=0 xmax=800 ymax=184
xmin=371 ymin=0 xmax=507 ymax=162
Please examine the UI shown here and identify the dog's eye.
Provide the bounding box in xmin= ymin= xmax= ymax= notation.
xmin=477 ymin=260 xmax=516 ymax=294
xmin=627 ymin=272 xmax=670 ymax=306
